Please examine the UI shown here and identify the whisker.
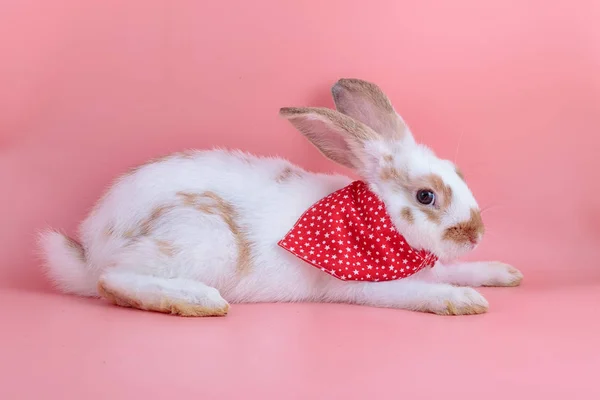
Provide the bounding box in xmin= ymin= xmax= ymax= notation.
xmin=481 ymin=206 xmax=497 ymax=215
xmin=454 ymin=130 xmax=465 ymax=164
xmin=482 ymin=231 xmax=500 ymax=239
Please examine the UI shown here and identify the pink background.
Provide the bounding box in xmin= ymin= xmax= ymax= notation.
xmin=1 ymin=0 xmax=599 ymax=398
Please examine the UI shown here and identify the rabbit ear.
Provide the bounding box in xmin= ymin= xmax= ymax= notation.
xmin=331 ymin=78 xmax=413 ymax=143
xmin=280 ymin=107 xmax=379 ymax=170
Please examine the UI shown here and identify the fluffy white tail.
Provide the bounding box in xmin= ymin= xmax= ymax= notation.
xmin=38 ymin=229 xmax=98 ymax=297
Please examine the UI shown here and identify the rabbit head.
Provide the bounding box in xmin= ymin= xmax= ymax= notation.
xmin=280 ymin=78 xmax=483 ymax=263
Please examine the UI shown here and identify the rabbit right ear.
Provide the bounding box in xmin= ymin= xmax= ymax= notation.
xmin=279 ymin=107 xmax=379 ymax=170
xmin=331 ymin=78 xmax=413 ymax=143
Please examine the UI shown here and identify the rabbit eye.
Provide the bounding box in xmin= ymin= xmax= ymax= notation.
xmin=416 ymin=190 xmax=435 ymax=206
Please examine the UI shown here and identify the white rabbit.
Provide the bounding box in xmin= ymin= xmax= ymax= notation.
xmin=38 ymin=78 xmax=522 ymax=317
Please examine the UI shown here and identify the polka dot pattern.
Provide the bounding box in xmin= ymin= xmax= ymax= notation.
xmin=278 ymin=181 xmax=438 ymax=282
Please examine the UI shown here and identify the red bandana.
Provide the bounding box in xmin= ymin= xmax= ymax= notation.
xmin=278 ymin=181 xmax=438 ymax=282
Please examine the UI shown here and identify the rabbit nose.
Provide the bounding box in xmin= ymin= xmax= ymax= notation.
xmin=442 ymin=209 xmax=485 ymax=245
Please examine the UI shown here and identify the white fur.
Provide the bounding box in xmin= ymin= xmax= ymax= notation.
xmin=38 ymin=79 xmax=521 ymax=316
xmin=38 ymin=230 xmax=97 ymax=297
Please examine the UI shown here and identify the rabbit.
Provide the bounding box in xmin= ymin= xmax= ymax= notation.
xmin=38 ymin=78 xmax=523 ymax=317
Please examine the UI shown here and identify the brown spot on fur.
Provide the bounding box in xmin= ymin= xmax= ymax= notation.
xmin=504 ymin=267 xmax=523 ymax=287
xmin=177 ymin=192 xmax=200 ymax=207
xmin=443 ymin=208 xmax=484 ymax=245
xmin=126 ymin=155 xmax=172 ymax=176
xmin=481 ymin=263 xmax=523 ymax=287
xmin=125 ymin=150 xmax=198 ymax=176
xmin=140 ymin=205 xmax=175 ymax=236
xmin=157 ymin=300 xmax=229 ymax=317
xmin=506 ymin=277 xmax=523 ymax=287
xmin=455 ymin=167 xmax=465 ymax=181
xmin=195 ymin=204 xmax=216 ymax=214
xmin=64 ymin=234 xmax=85 ymax=261
xmin=233 ymin=151 xmax=254 ymax=164
xmin=97 ymin=280 xmax=229 ymax=317
xmin=123 ymin=205 xmax=175 ymax=245
xmin=444 ymin=301 xmax=458 ymax=315
xmin=178 ymin=191 xmax=253 ymax=274
xmin=155 ymin=239 xmax=176 ymax=257
xmin=380 ymin=167 xmax=408 ymax=184
xmin=400 ymin=207 xmax=414 ymax=224
xmin=98 ymin=280 xmax=143 ymax=309
xmin=438 ymin=300 xmax=488 ymax=316
xmin=383 ymin=154 xmax=394 ymax=163
xmin=421 ymin=208 xmax=441 ymax=224
xmin=103 ymin=224 xmax=115 ymax=237
xmin=276 ymin=167 xmax=303 ymax=183
xmin=179 ymin=149 xmax=197 ymax=159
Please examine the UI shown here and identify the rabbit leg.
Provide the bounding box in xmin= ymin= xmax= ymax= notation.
xmin=418 ymin=261 xmax=523 ymax=287
xmin=97 ymin=269 xmax=230 ymax=317
xmin=322 ymin=278 xmax=489 ymax=315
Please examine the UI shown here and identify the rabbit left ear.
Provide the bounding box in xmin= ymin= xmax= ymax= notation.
xmin=279 ymin=106 xmax=379 ymax=171
xmin=331 ymin=78 xmax=414 ymax=144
